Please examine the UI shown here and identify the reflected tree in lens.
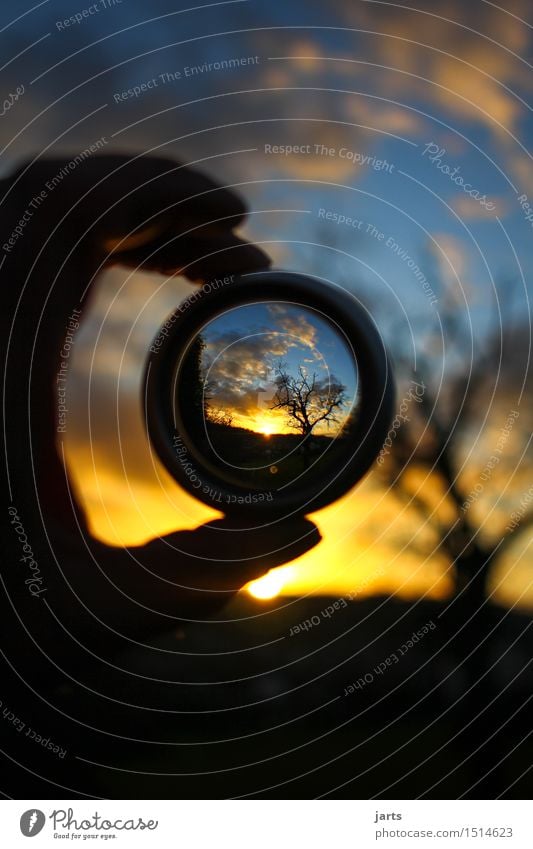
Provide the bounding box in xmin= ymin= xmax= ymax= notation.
xmin=180 ymin=334 xmax=206 ymax=433
xmin=180 ymin=303 xmax=358 ymax=488
xmin=271 ymin=361 xmax=347 ymax=467
xmin=203 ymin=369 xmax=234 ymax=427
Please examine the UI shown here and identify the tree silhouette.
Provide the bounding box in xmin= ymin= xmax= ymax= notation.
xmin=309 ymin=226 xmax=532 ymax=605
xmin=377 ymin=268 xmax=531 ymax=608
xmin=271 ymin=362 xmax=347 ymax=464
xmin=180 ymin=334 xmax=207 ymax=433
xmin=376 ymin=271 xmax=532 ymax=796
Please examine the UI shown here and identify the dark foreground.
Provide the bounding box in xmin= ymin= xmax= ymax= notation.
xmin=2 ymin=594 xmax=532 ymax=799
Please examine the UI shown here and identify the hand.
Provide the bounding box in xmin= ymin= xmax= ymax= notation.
xmin=4 ymin=153 xmax=271 ymax=280
xmin=2 ymin=153 xmax=320 ymax=657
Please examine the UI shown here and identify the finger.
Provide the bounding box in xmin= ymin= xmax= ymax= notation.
xmin=130 ymin=155 xmax=248 ymax=222
xmin=115 ymin=230 xmax=271 ymax=281
xmin=93 ymin=156 xmax=250 ymax=234
xmin=74 ymin=518 xmax=321 ymax=639
xmin=150 ymin=517 xmax=321 ymax=593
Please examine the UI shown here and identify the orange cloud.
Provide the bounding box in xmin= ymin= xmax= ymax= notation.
xmin=451 ymin=193 xmax=509 ymax=219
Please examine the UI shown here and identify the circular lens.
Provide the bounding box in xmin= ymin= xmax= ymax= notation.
xmin=144 ymin=272 xmax=394 ymax=519
xmin=177 ymin=302 xmax=360 ymax=493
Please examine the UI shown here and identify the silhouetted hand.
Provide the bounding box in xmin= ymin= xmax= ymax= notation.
xmin=1 ymin=154 xmax=320 ymax=659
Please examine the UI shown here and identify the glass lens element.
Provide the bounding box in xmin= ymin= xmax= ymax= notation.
xmin=175 ymin=301 xmax=360 ymax=493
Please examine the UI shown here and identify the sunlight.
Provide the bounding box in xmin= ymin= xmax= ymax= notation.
xmin=246 ymin=566 xmax=295 ymax=600
xmin=252 ymin=414 xmax=281 ymax=436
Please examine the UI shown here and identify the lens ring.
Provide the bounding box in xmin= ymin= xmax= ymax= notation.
xmin=143 ymin=271 xmax=395 ymax=519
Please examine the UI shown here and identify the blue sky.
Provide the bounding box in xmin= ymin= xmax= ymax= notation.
xmin=3 ymin=1 xmax=531 ymax=346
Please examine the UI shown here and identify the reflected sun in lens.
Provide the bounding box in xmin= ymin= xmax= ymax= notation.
xmin=255 ymin=417 xmax=275 ymax=437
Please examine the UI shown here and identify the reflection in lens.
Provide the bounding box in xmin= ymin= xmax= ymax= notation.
xmin=176 ymin=302 xmax=360 ymax=492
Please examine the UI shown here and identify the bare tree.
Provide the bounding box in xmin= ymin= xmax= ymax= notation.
xmin=310 ymin=221 xmax=532 ymax=797
xmin=271 ymin=362 xmax=347 ymax=454
xmin=377 ymin=270 xmax=532 ymax=797
xmin=379 ymin=272 xmax=531 ymax=608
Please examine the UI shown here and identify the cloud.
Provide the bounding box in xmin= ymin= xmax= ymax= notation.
xmin=203 ymin=306 xmax=322 ymax=420
xmin=431 ymin=231 xmax=468 ymax=280
xmin=429 ymin=231 xmax=482 ymax=307
xmin=267 ymin=303 xmax=318 ymax=346
xmin=506 ymin=153 xmax=533 ymax=197
xmin=70 ymin=268 xmax=194 ymax=382
xmin=450 ymin=193 xmax=509 ymax=219
xmin=362 ymin=0 xmax=530 ymax=139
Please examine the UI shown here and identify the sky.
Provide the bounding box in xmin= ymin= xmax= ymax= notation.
xmin=199 ymin=301 xmax=358 ymax=433
xmin=2 ymin=0 xmax=531 ymax=607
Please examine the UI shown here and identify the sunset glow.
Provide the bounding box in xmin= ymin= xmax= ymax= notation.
xmin=254 ymin=416 xmax=278 ymax=436
xmin=58 ymin=273 xmax=531 ymax=611
xmin=246 ymin=566 xmax=296 ymax=600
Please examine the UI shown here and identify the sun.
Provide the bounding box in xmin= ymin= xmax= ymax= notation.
xmin=246 ymin=566 xmax=295 ymax=600
xmin=254 ymin=416 xmax=276 ymax=436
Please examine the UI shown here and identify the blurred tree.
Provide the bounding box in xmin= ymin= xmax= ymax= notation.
xmin=308 ymin=225 xmax=532 ymax=606
xmin=362 ymin=247 xmax=532 ymax=796
xmin=378 ymin=258 xmax=532 ymax=607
